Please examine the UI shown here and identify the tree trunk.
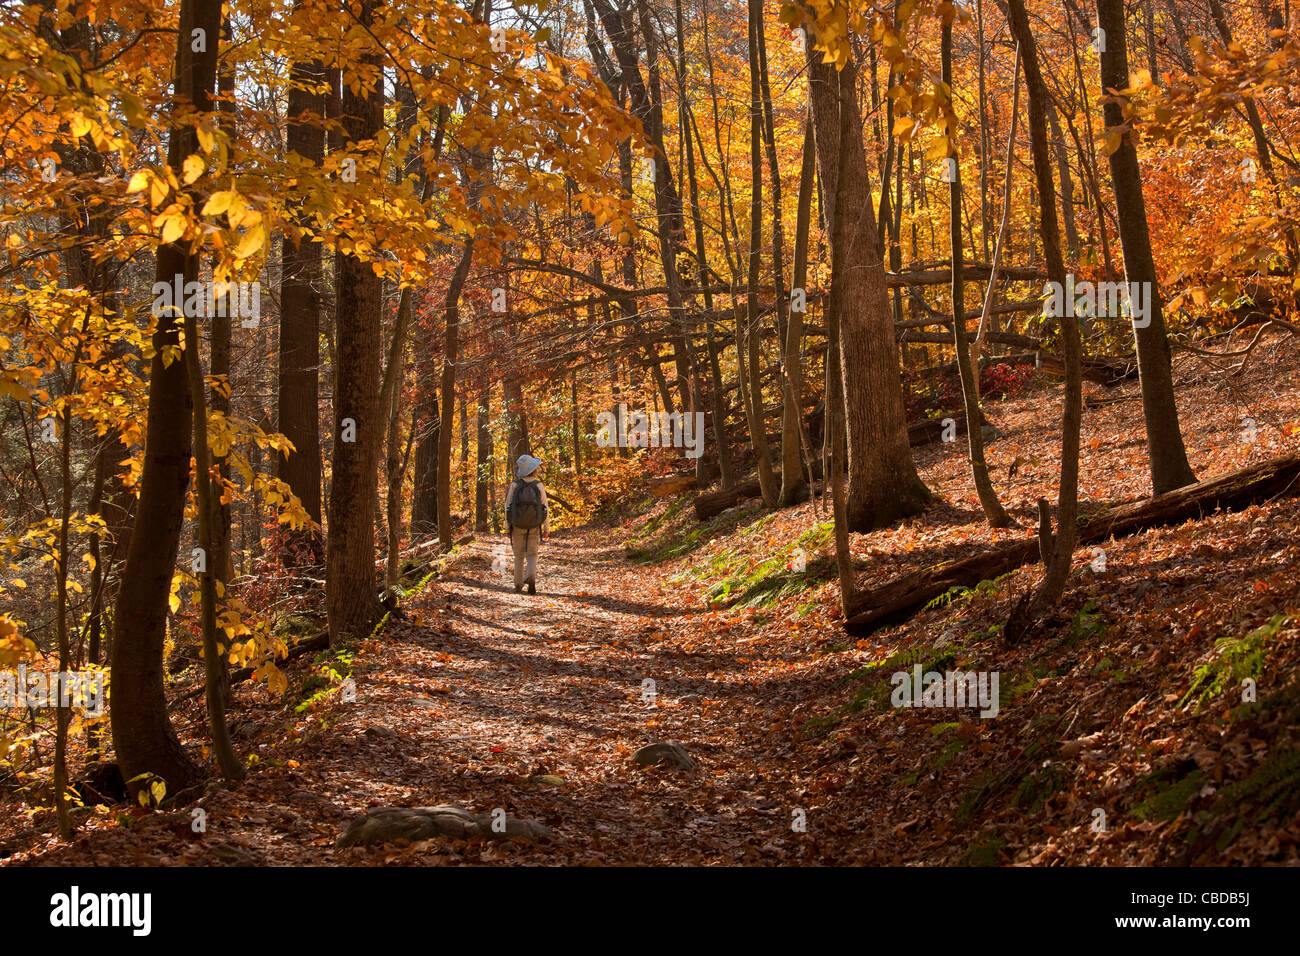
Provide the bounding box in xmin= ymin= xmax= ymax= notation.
xmin=743 ymin=0 xmax=778 ymax=506
xmin=943 ymin=18 xmax=1013 ymax=528
xmin=110 ymin=0 xmax=221 ymax=796
xmin=437 ymin=236 xmax=477 ymax=552
xmin=384 ymin=359 xmax=408 ymax=588
xmin=410 ymin=387 xmax=439 ymax=537
xmin=779 ymin=115 xmax=817 ymax=507
xmin=1005 ymin=0 xmax=1084 ymax=635
xmin=675 ymin=0 xmax=732 ymax=490
xmin=503 ymin=373 xmax=530 ymax=462
xmin=1096 ymin=0 xmax=1197 ymax=494
xmin=805 ymin=28 xmax=929 ymax=532
xmin=182 ymin=312 xmax=243 ymax=780
xmin=326 ymin=6 xmax=383 ymax=644
xmin=475 ymin=384 xmax=491 ymax=531
xmin=277 ymin=7 xmax=324 ymax=553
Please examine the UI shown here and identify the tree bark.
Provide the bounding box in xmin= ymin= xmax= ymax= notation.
xmin=1005 ymin=0 xmax=1084 ymax=633
xmin=110 ymin=0 xmax=221 ymax=796
xmin=277 ymin=4 xmax=325 ymax=551
xmin=475 ymin=384 xmax=491 ymax=531
xmin=1097 ymin=0 xmax=1197 ymax=494
xmin=326 ymin=4 xmax=383 ymax=644
xmin=182 ymin=312 xmax=243 ymax=780
xmin=805 ymin=26 xmax=930 ymax=532
xmin=410 ymin=385 xmax=439 ymax=537
xmin=944 ymin=17 xmax=1014 ymax=528
xmin=437 ymin=234 xmax=477 ymax=552
xmin=779 ymin=115 xmax=817 ymax=507
xmin=743 ymin=0 xmax=778 ymax=506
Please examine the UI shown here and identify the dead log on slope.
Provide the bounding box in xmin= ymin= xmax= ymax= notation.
xmin=1033 ymin=350 xmax=1137 ymax=387
xmin=843 ymin=454 xmax=1300 ymax=635
xmin=692 ymin=462 xmax=824 ymax=520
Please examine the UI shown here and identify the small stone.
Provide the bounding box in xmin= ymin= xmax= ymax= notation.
xmin=336 ymin=805 xmax=558 ymax=847
xmin=631 ymin=742 xmax=697 ymax=771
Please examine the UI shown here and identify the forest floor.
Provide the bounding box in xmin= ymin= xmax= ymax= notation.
xmin=3 ymin=331 xmax=1300 ymax=865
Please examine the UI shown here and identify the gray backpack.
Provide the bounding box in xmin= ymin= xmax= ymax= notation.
xmin=508 ymin=479 xmax=545 ymax=530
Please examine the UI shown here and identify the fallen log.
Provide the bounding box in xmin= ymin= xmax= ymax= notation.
xmin=901 ymin=330 xmax=1043 ymax=351
xmin=843 ymin=454 xmax=1300 ymax=635
xmin=915 ymin=352 xmax=1040 ymax=376
xmin=1034 ymin=350 xmax=1138 ymax=387
xmin=692 ymin=469 xmax=818 ymax=521
xmin=905 ymin=407 xmax=989 ymax=446
xmin=649 ymin=473 xmax=698 ymax=498
xmin=895 ymin=302 xmax=1042 ymax=331
xmin=903 ymin=330 xmax=1137 ymax=387
xmin=886 ymin=263 xmax=1047 ymax=288
xmin=175 ymin=632 xmax=330 ymax=702
xmin=692 ymin=479 xmax=760 ymax=519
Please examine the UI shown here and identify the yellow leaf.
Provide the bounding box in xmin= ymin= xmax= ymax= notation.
xmin=202 ymin=191 xmax=233 ymax=216
xmin=151 ymin=175 xmax=170 ymax=209
xmin=127 ymin=171 xmax=150 ymax=194
xmin=234 ymin=223 xmax=266 ymax=260
xmin=160 ymin=213 xmax=186 ymax=244
xmin=182 ymin=154 xmax=206 ymax=185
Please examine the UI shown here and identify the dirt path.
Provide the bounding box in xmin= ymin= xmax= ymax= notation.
xmin=92 ymin=528 xmax=826 ymax=867
xmin=312 ymin=528 xmax=820 ymax=864
xmin=9 ymin=526 xmax=841 ymax=866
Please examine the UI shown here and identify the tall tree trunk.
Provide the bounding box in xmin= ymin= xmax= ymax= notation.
xmin=805 ymin=27 xmax=929 ymax=532
xmin=779 ymin=115 xmax=817 ymax=507
xmin=503 ymin=374 xmax=530 ymax=462
xmin=1097 ymin=0 xmax=1197 ymax=494
xmin=182 ymin=312 xmax=243 ymax=780
xmin=1006 ymin=0 xmax=1084 ymax=633
xmin=384 ymin=358 xmax=409 ymax=587
xmin=410 ymin=386 xmax=439 ymax=536
xmin=825 ymin=63 xmax=858 ymax=618
xmin=943 ymin=17 xmax=1013 ymax=528
xmin=110 ymin=0 xmax=221 ymax=796
xmin=460 ymin=396 xmax=470 ymax=505
xmin=973 ymin=43 xmax=1022 ymax=371
xmin=326 ymin=5 xmax=383 ymax=644
xmin=475 ymin=384 xmax=491 ymax=531
xmin=743 ymin=0 xmax=778 ymax=505
xmin=976 ymin=0 xmax=993 ymax=261
xmin=675 ymin=0 xmax=730 ymax=488
xmin=211 ymin=21 xmax=235 ymax=706
xmin=277 ymin=3 xmax=325 ymax=554
xmin=437 ymin=235 xmax=478 ymax=552
xmin=1046 ymin=102 xmax=1081 ymax=260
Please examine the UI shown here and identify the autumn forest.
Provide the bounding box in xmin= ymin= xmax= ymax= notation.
xmin=1 ymin=0 xmax=1299 ymax=886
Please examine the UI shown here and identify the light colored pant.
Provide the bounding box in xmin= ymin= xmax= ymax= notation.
xmin=511 ymin=526 xmax=539 ymax=588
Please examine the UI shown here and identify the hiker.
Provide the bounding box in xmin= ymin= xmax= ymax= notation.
xmin=505 ymin=454 xmax=549 ymax=594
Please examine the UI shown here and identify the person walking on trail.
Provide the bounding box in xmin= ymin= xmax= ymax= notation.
xmin=506 ymin=454 xmax=549 ymax=594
